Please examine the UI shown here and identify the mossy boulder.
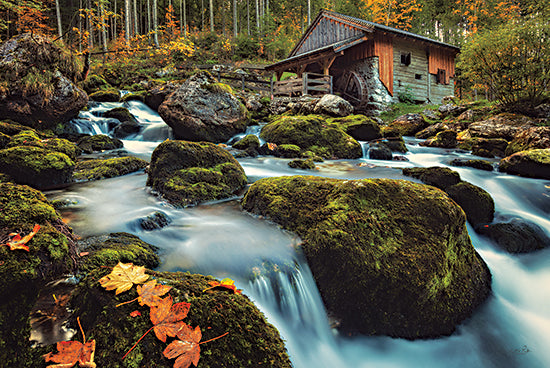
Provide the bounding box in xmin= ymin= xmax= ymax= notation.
xmin=402 ymin=167 xmax=461 ymax=190
xmin=504 ymin=126 xmax=550 ymax=156
xmin=260 ymin=115 xmax=362 ymax=159
xmin=499 ymin=149 xmax=550 ymax=180
xmin=147 ymin=140 xmax=247 ymax=207
xmin=0 ymin=131 xmax=9 ymax=148
xmin=329 ymin=114 xmax=383 ymax=141
xmin=288 ymin=158 xmax=316 ymax=169
xmin=0 ymin=119 xmax=34 ymax=136
xmin=158 ymin=72 xmax=248 ymax=142
xmin=403 ymin=167 xmax=495 ymax=228
xmin=367 ymin=143 xmax=393 ymax=160
xmin=0 ymin=33 xmax=88 ymax=128
xmin=275 ymin=144 xmax=301 ymax=158
xmin=457 ymin=137 xmax=509 ymax=158
xmin=463 ymin=113 xmax=534 ymax=141
xmin=449 ymin=159 xmax=494 ymax=171
xmin=446 ymin=182 xmax=495 ymax=227
xmin=80 ymin=74 xmax=112 ymax=94
xmin=120 ymin=90 xmax=147 ymax=103
xmin=7 ymin=130 xmax=81 ymax=160
xmin=69 ymin=269 xmax=291 ymax=368
xmin=241 ymin=176 xmax=491 ymax=338
xmin=476 ymin=216 xmax=550 ymax=253
xmin=89 ymin=89 xmax=121 ymax=102
xmin=420 ymin=130 xmax=457 ymax=148
xmin=232 ymin=134 xmax=260 ymax=152
xmin=103 ymin=107 xmax=137 ymax=123
xmin=383 ymin=113 xmax=429 ymax=137
xmin=74 ymin=156 xmax=148 ymax=182
xmin=77 ymin=134 xmax=124 ymax=153
xmin=0 ymin=182 xmax=77 ymax=367
xmin=0 ymin=146 xmax=75 ymax=189
xmin=77 ymin=232 xmax=160 ymax=273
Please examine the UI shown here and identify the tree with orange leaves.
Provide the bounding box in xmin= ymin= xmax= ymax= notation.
xmin=363 ymin=0 xmax=423 ymax=31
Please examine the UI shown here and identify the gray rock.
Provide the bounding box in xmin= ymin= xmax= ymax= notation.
xmin=313 ymin=94 xmax=354 ymax=117
xmin=158 ymin=72 xmax=248 ymax=142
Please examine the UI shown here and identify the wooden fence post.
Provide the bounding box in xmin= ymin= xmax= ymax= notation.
xmin=302 ymin=73 xmax=308 ymax=96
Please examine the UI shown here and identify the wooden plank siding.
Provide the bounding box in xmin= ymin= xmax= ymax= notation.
xmin=392 ymin=38 xmax=429 ymax=101
xmin=294 ymin=17 xmax=364 ymax=56
xmin=374 ymin=33 xmax=394 ymax=96
xmin=428 ymin=46 xmax=456 ymax=84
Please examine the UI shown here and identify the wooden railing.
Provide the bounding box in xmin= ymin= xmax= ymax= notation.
xmin=273 ymin=72 xmax=333 ymax=97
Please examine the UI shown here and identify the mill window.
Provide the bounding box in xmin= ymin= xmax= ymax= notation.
xmin=400 ymin=52 xmax=411 ymax=66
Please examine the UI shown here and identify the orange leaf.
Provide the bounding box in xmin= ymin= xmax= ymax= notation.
xmin=150 ymin=296 xmax=191 ymax=342
xmin=203 ymin=278 xmax=242 ymax=294
xmin=163 ymin=325 xmax=201 ymax=368
xmin=44 ymin=339 xmax=96 ymax=368
xmin=1 ymin=224 xmax=40 ymax=252
xmin=129 ymin=310 xmax=141 ymax=317
xmin=98 ymin=262 xmax=149 ymax=295
xmin=137 ymin=279 xmax=172 ymax=307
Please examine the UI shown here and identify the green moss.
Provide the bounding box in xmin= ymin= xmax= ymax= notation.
xmin=74 ymin=156 xmax=148 ymax=182
xmin=78 ymin=232 xmax=160 ymax=273
xmin=0 ymin=120 xmax=37 ymax=136
xmin=379 ymin=103 xmax=439 ymax=123
xmin=77 ymin=134 xmax=124 ymax=153
xmin=147 ymin=140 xmax=247 ymax=207
xmin=80 ymin=74 xmax=112 ymax=94
xmin=6 ymin=130 xmax=41 ymax=147
xmin=68 ymin=269 xmax=291 ymax=368
xmin=89 ymin=89 xmax=121 ymax=102
xmin=446 ymin=182 xmax=495 ymax=226
xmin=449 ymin=159 xmax=494 ymax=171
xmin=260 ymin=115 xmax=362 ymax=159
xmin=242 ymin=176 xmax=491 ymax=338
xmin=0 ymin=182 xmax=76 ymax=367
xmin=327 ymin=114 xmax=382 ymax=141
xmin=402 ymin=167 xmax=461 ymax=190
xmin=0 ymin=146 xmax=75 ymax=189
xmin=288 ymin=158 xmax=316 ymax=169
xmin=499 ymin=149 xmax=550 ymax=179
xmin=120 ymin=91 xmax=147 ymax=103
xmin=276 ymin=144 xmax=301 ymax=158
xmin=203 ymin=82 xmax=234 ymax=95
xmin=232 ymin=135 xmax=260 ymax=150
xmin=103 ymin=107 xmax=137 ymax=123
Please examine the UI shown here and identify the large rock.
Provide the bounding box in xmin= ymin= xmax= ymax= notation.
xmin=499 ymin=149 xmax=550 ymax=180
xmin=0 ymin=34 xmax=88 ymax=128
xmin=446 ymin=182 xmax=495 ymax=227
xmin=477 ymin=216 xmax=550 ymax=253
xmin=146 ymin=140 xmax=247 ymax=206
xmin=313 ymin=94 xmax=354 ymax=117
xmin=329 ymin=115 xmax=383 ymax=141
xmin=74 ymin=156 xmax=148 ymax=182
xmin=242 ymin=176 xmax=491 ymax=338
xmin=505 ymin=126 xmax=550 ymax=156
xmin=463 ymin=113 xmax=535 ymax=141
xmin=260 ymin=115 xmax=362 ymax=159
xmin=77 ymin=134 xmax=124 ymax=153
xmin=145 ymin=82 xmax=180 ymax=110
xmin=0 ymin=183 xmax=77 ymax=367
xmin=158 ymin=72 xmax=248 ymax=142
xmin=0 ymin=146 xmax=75 ymax=189
xmin=70 ymin=269 xmax=291 ymax=368
xmin=6 ymin=129 xmax=81 ymax=160
xmin=384 ymin=113 xmax=429 ymax=137
xmin=420 ymin=130 xmax=457 ymax=148
xmin=402 ymin=167 xmax=461 ymax=190
xmin=458 ymin=137 xmax=509 ymax=158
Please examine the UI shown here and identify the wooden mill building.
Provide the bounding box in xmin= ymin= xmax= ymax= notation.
xmin=266 ymin=10 xmax=459 ymax=111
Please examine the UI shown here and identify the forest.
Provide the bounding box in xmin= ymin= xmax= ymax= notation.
xmin=1 ymin=0 xmax=548 ymax=59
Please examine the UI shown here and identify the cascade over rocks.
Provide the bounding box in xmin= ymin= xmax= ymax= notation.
xmin=242 ymin=176 xmax=491 ymax=338
xmin=158 ymin=72 xmax=248 ymax=142
xmin=147 ymin=140 xmax=247 ymax=207
xmin=0 ymin=34 xmax=88 ymax=128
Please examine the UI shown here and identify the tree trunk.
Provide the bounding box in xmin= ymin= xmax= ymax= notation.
xmin=209 ymin=0 xmax=214 ymax=32
xmin=233 ymin=0 xmax=237 ymax=38
xmin=255 ymin=0 xmax=259 ymax=32
xmin=183 ymin=0 xmax=187 ymax=36
xmin=134 ymin=0 xmax=139 ymax=35
xmin=88 ymin=0 xmax=94 ymax=49
xmin=307 ymin=0 xmax=311 ymax=26
xmin=100 ymin=0 xmax=107 ymax=52
xmin=153 ymin=0 xmax=159 ymax=46
xmin=246 ymin=0 xmax=250 ymax=35
xmin=78 ymin=0 xmax=82 ymax=52
xmin=147 ymin=0 xmax=151 ymax=40
xmin=55 ymin=0 xmax=63 ymax=40
xmin=125 ymin=0 xmax=131 ymax=43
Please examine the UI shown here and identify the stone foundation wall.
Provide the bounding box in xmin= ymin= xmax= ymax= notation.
xmin=345 ymin=57 xmax=393 ymax=115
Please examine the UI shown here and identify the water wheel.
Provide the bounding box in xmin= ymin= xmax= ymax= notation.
xmin=337 ymin=70 xmax=367 ymax=106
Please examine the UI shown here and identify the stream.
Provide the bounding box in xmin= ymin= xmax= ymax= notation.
xmin=47 ymin=99 xmax=550 ymax=368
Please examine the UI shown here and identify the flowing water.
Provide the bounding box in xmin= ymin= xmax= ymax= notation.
xmin=48 ymin=100 xmax=550 ymax=368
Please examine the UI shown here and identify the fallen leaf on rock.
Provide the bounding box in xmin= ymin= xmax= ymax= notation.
xmin=98 ymin=262 xmax=149 ymax=295
xmin=151 ymin=296 xmax=191 ymax=342
xmin=1 ymin=224 xmax=40 ymax=252
xmin=137 ymin=279 xmax=172 ymax=307
xmin=44 ymin=317 xmax=96 ymax=368
xmin=163 ymin=324 xmax=202 ymax=368
xmin=203 ymin=278 xmax=242 ymax=294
